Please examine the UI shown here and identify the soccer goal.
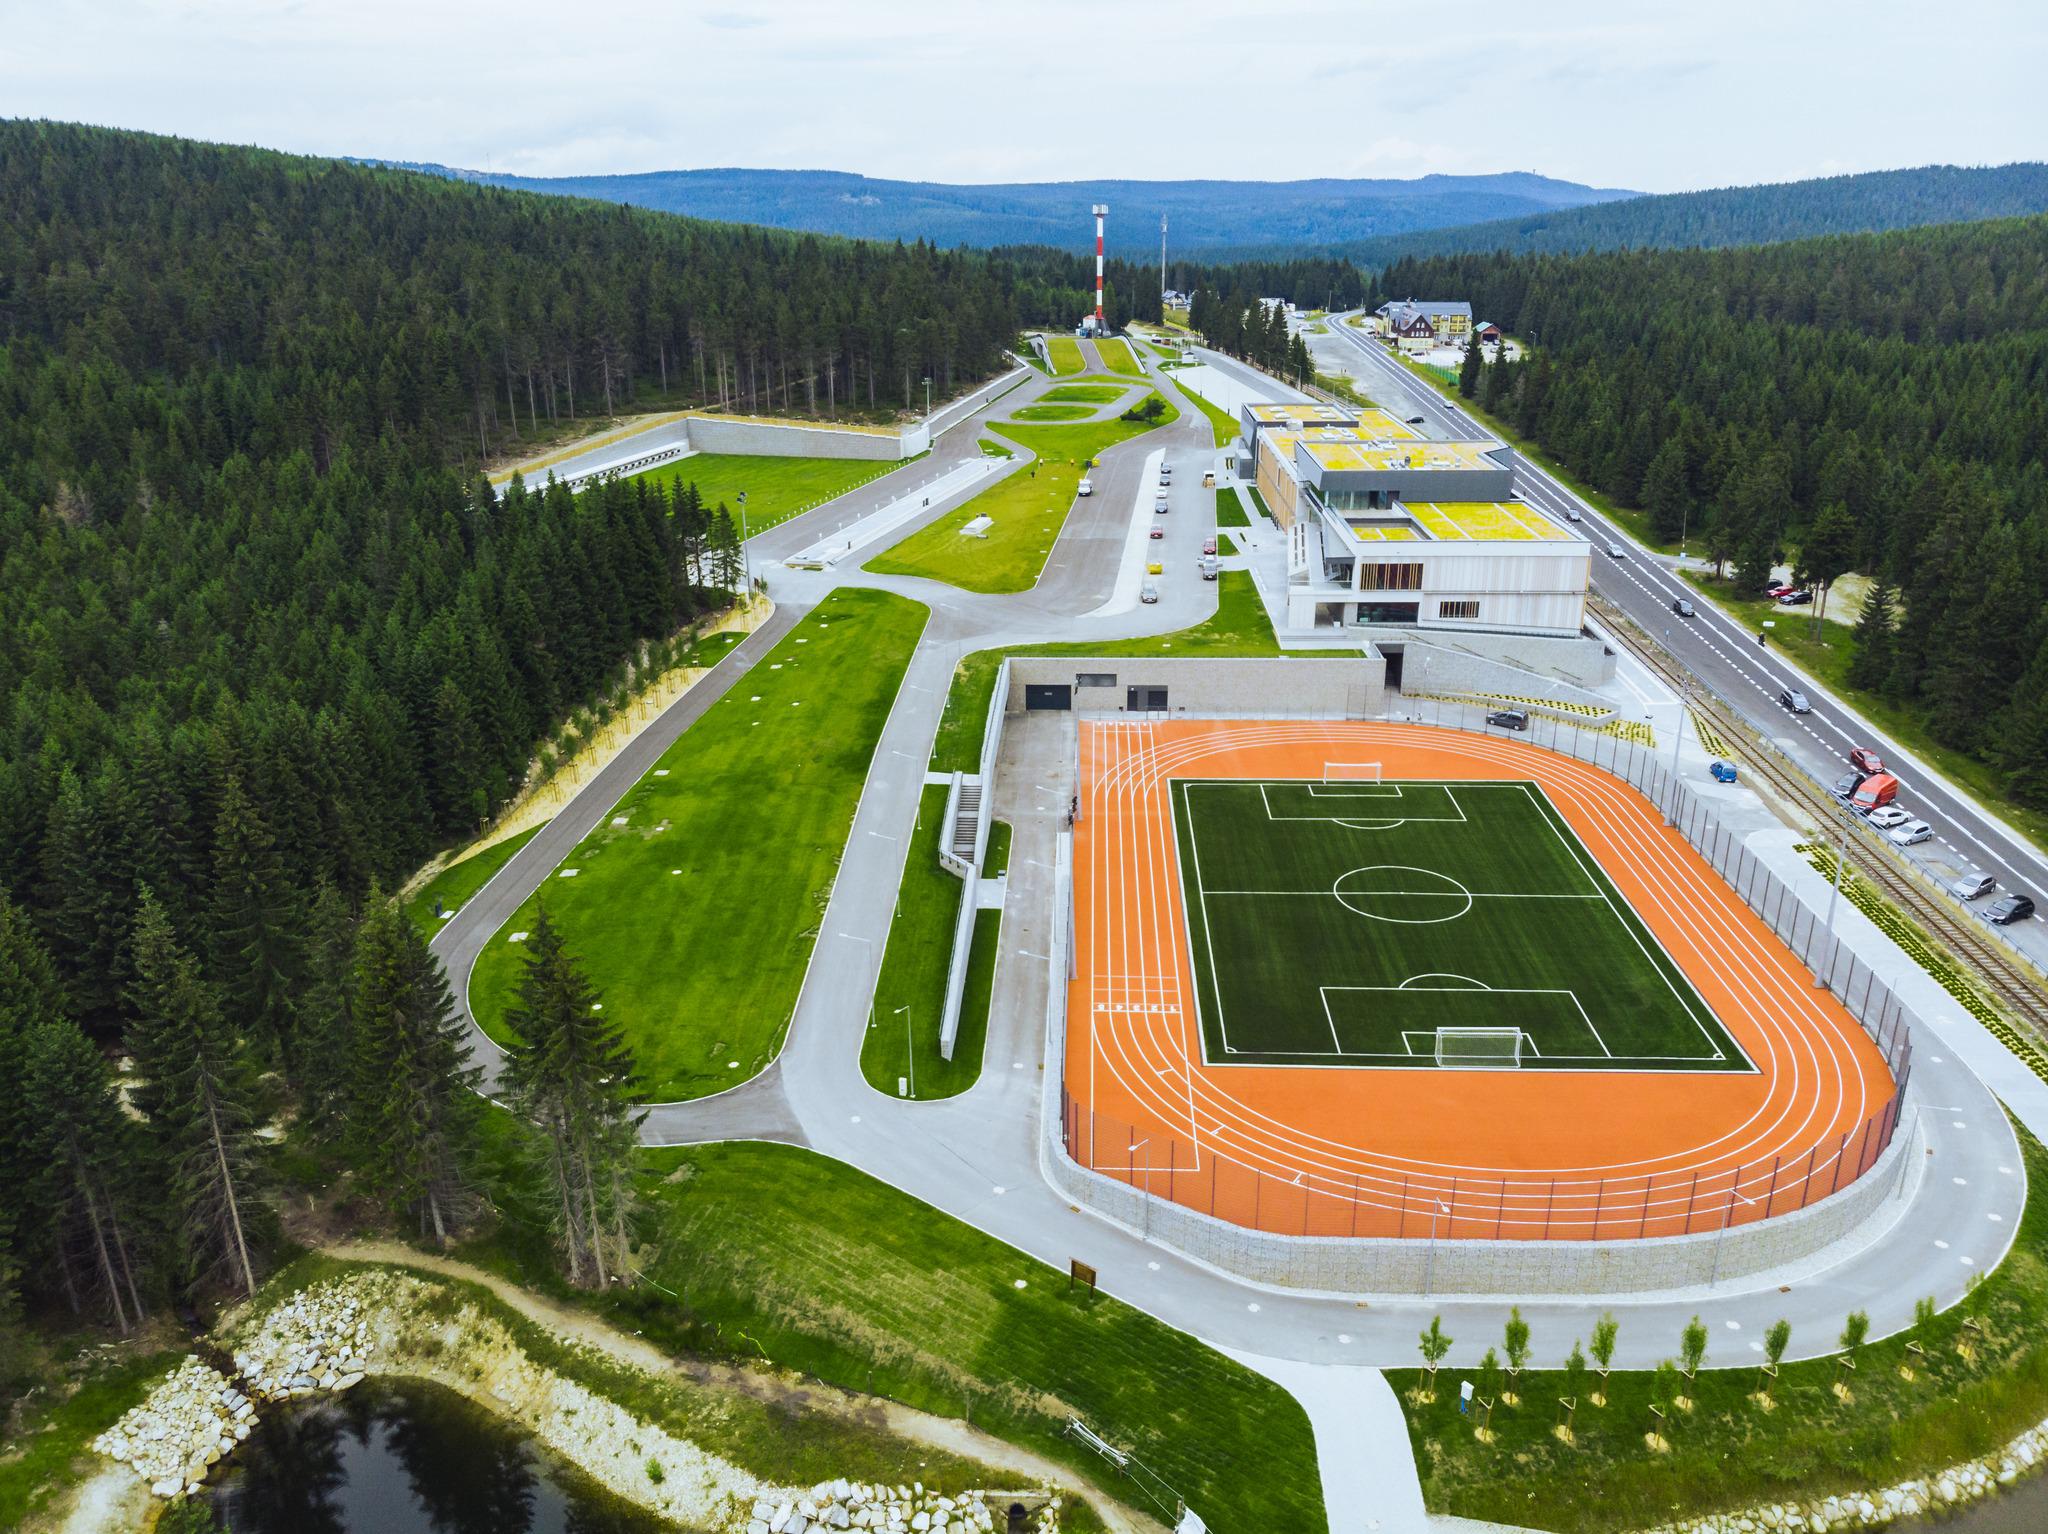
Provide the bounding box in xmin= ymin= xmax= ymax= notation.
xmin=1434 ymin=1027 xmax=1525 ymax=1070
xmin=1320 ymin=761 xmax=1384 ymax=786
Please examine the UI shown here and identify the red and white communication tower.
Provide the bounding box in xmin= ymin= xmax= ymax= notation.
xmin=1092 ymin=203 xmax=1108 ymax=329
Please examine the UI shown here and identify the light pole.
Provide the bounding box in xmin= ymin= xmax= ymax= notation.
xmin=1665 ymin=675 xmax=1688 ymax=823
xmin=1819 ymin=802 xmax=1851 ymax=989
xmin=1132 ymin=1138 xmax=1152 ymax=1239
xmin=736 ymin=490 xmax=752 ymax=598
xmin=1424 ymin=1199 xmax=1448 ymax=1294
xmin=896 ymin=1005 xmax=914 ymax=1098
xmin=1709 ymin=1191 xmax=1756 ymax=1287
xmin=922 ymin=376 xmax=931 ymax=420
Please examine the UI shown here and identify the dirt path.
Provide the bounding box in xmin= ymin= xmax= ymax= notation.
xmin=324 ymin=1241 xmax=1160 ymax=1534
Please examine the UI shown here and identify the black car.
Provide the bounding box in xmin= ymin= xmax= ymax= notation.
xmin=1831 ymin=770 xmax=1865 ymax=800
xmin=1671 ymin=598 xmax=1696 ymax=618
xmin=1984 ymin=894 xmax=2036 ymax=926
xmin=1406 ymin=416 xmax=1426 ymax=426
xmin=1777 ymin=589 xmax=1814 ymax=606
xmin=1486 ymin=709 xmax=1529 ymax=731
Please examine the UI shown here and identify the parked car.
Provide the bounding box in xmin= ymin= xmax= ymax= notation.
xmin=1199 ymin=554 xmax=1219 ymax=581
xmin=1672 ymin=598 xmax=1696 ymax=617
xmin=1949 ymin=872 xmax=1997 ymax=901
xmin=1766 ymin=584 xmax=1797 ymax=599
xmin=1149 ymin=525 xmax=1164 ymax=539
xmin=1850 ymin=772 xmax=1900 ymax=814
xmin=1849 ymin=746 xmax=1885 ymax=775
xmin=1406 ymin=416 xmax=1426 ymax=426
xmin=1154 ymin=493 xmax=1170 ymax=513
xmin=1888 ymin=819 xmax=1932 ymax=847
xmin=1202 ymin=471 xmax=1216 ymax=487
xmin=1139 ymin=581 xmax=1160 ymax=605
xmin=1831 ymin=770 xmax=1866 ymax=801
xmin=1779 ymin=688 xmax=1812 ymax=714
xmin=1867 ymin=805 xmax=1911 ymax=829
xmin=1486 ymin=709 xmax=1530 ymax=731
xmin=1201 ymin=536 xmax=1217 ymax=555
xmin=1984 ymin=894 xmax=2036 ymax=926
xmin=1077 ymin=478 xmax=1094 ymax=497
xmin=1146 ymin=560 xmax=1163 ymax=575
xmin=1777 ymin=590 xmax=1814 ymax=606
xmin=1710 ymin=760 xmax=1739 ymax=784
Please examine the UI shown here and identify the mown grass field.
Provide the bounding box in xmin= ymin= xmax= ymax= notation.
xmin=1041 ymin=384 xmax=1124 ymax=404
xmin=466 ymin=589 xmax=927 ymax=1099
xmin=640 ymin=452 xmax=908 ymax=533
xmin=928 ymin=572 xmax=1331 ymax=773
xmin=1009 ymin=403 xmax=1093 ymax=422
xmin=864 ymin=398 xmax=1177 ymax=593
xmin=1396 ymin=1123 xmax=2048 ymax=1532
xmin=1095 ymin=337 xmax=1144 ymax=376
xmin=858 ymin=785 xmax=991 ymax=1100
xmin=1044 ymin=336 xmax=1085 ymax=375
xmin=618 ymin=1143 xmax=1328 ymax=1534
xmin=1215 ymin=487 xmax=1251 ymax=527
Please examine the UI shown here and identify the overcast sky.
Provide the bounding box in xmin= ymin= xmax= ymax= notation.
xmin=6 ymin=0 xmax=2041 ymax=194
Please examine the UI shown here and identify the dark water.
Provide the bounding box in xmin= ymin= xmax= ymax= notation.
xmin=206 ymin=1377 xmax=685 ymax=1534
xmin=1889 ymin=1468 xmax=2048 ymax=1532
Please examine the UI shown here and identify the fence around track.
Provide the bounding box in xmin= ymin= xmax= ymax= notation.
xmin=1039 ymin=698 xmax=1924 ymax=1293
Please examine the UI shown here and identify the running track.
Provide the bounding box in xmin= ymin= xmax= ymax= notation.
xmin=1069 ymin=720 xmax=1900 ymax=1241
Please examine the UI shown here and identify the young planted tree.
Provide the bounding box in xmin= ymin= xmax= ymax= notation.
xmin=1418 ymin=1315 xmax=1452 ymax=1398
xmin=1589 ymin=1312 xmax=1619 ymax=1403
xmin=1840 ymin=1310 xmax=1870 ymax=1357
xmin=502 ymin=907 xmax=648 ymax=1288
xmin=1502 ymin=1307 xmax=1531 ymax=1404
xmin=348 ymin=895 xmax=485 ymax=1246
xmin=1761 ymin=1317 xmax=1791 ymax=1399
xmin=1562 ymin=1341 xmax=1588 ymax=1418
xmin=1677 ymin=1315 xmax=1708 ymax=1408
xmin=1476 ymin=1346 xmax=1501 ymax=1418
xmin=1648 ymin=1361 xmax=1680 ymax=1447
xmin=128 ymin=892 xmax=265 ymax=1298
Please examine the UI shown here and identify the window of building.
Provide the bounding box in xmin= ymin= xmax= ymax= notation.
xmin=1437 ymin=599 xmax=1481 ymax=620
xmin=1358 ymin=562 xmax=1424 ymax=591
xmin=1354 ymin=601 xmax=1421 ymax=625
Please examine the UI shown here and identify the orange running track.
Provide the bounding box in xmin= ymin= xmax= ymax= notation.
xmin=1064 ymin=720 xmax=1901 ymax=1242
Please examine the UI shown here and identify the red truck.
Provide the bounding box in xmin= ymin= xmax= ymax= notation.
xmin=1850 ymin=772 xmax=1900 ymax=815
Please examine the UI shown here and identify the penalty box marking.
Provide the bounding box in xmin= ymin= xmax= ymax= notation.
xmin=1314 ymin=983 xmax=1614 ymax=1061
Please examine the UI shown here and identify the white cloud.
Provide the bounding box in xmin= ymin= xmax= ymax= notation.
xmin=3 ymin=0 xmax=2040 ymax=196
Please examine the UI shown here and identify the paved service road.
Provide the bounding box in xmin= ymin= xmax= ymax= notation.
xmin=1314 ymin=315 xmax=2048 ymax=977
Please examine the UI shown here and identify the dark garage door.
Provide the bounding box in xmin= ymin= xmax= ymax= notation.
xmin=1024 ymin=684 xmax=1071 ymax=710
xmin=1127 ymin=686 xmax=1169 ymax=713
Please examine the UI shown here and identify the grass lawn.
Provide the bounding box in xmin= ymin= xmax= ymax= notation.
xmin=1244 ymin=485 xmax=1275 ymax=521
xmin=0 ymin=1348 xmax=179 ymax=1527
xmin=985 ymin=819 xmax=1012 ymax=878
xmin=865 ymin=399 xmax=1178 ymax=594
xmin=1173 ymin=779 xmax=1739 ymax=1070
xmin=1395 ymin=1122 xmax=2048 ymax=1533
xmin=1216 ymin=487 xmax=1251 ymax=527
xmin=1679 ymin=573 xmax=2048 ymax=851
xmin=1041 ymin=384 xmax=1125 ymax=404
xmin=1008 ymin=403 xmax=1094 ymax=422
xmin=979 ymin=437 xmax=1013 ymax=458
xmin=1044 ymin=336 xmax=1085 ymax=375
xmin=1217 ymin=532 xmax=1240 ymax=555
xmin=859 ymin=784 xmax=988 ymax=1100
xmin=928 ymin=572 xmax=1330 ymax=773
xmin=1096 ymin=337 xmax=1145 ymax=376
xmin=1168 ymin=375 xmax=1240 ymax=448
xmin=406 ymin=827 xmax=542 ymax=938
xmin=466 ymin=589 xmax=928 ymax=1099
xmin=640 ymin=452 xmax=910 ymax=534
xmin=614 ymin=1143 xmax=1327 ymax=1534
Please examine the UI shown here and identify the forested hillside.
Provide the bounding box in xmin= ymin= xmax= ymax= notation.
xmin=0 ymin=120 xmax=1025 ymax=1334
xmin=1386 ymin=216 xmax=2048 ymax=792
xmin=1337 ymin=163 xmax=2048 ymax=266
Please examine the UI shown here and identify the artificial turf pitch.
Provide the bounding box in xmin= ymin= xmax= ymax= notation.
xmin=1169 ymin=777 xmax=1750 ymax=1072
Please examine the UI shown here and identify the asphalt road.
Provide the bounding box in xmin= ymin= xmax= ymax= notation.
xmin=1315 ymin=315 xmax=2048 ymax=973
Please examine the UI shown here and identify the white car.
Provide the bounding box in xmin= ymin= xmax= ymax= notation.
xmin=1606 ymin=542 xmax=1626 ymax=559
xmin=1077 ymin=478 xmax=1093 ymax=497
xmin=1888 ymin=819 xmax=1932 ymax=847
xmin=1140 ymin=581 xmax=1160 ymax=605
xmin=1866 ymin=805 xmax=1911 ymax=830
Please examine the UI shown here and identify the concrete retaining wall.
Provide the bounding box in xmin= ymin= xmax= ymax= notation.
xmin=1006 ymin=655 xmax=1384 ymax=720
xmin=687 ymin=417 xmax=905 ymax=461
xmin=1389 ymin=631 xmax=1616 ymax=692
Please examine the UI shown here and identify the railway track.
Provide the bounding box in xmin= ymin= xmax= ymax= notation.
xmin=1594 ymin=596 xmax=2048 ymax=1053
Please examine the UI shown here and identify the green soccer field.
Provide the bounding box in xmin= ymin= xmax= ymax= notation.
xmin=1168 ymin=778 xmax=1750 ymax=1072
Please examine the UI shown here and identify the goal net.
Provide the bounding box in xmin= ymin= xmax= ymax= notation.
xmin=1434 ymin=1027 xmax=1525 ymax=1070
xmin=1320 ymin=761 xmax=1384 ymax=786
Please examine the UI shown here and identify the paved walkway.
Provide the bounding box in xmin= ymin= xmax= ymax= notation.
xmin=428 ymin=349 xmax=2035 ymax=1534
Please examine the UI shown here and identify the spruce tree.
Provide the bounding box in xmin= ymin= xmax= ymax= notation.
xmin=1847 ymin=580 xmax=1898 ymax=692
xmin=1641 ymin=437 xmax=1691 ymax=544
xmin=502 ymin=908 xmax=646 ymax=1287
xmin=348 ymin=895 xmax=484 ymax=1246
xmin=0 ymin=894 xmax=73 ymax=1324
xmin=1458 ymin=337 xmax=1484 ymax=397
xmin=128 ymin=892 xmax=265 ymax=1298
xmin=22 ymin=1019 xmax=151 ymax=1332
xmin=291 ymin=882 xmax=360 ymax=1135
xmin=207 ymin=773 xmax=302 ymax=1056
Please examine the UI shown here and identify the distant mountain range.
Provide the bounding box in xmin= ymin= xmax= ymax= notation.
xmin=357 ymin=163 xmax=1638 ymax=253
xmin=1325 ymin=163 xmax=2048 ymax=266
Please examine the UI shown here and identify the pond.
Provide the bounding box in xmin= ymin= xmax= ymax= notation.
xmin=1889 ymin=1466 xmax=2048 ymax=1532
xmin=205 ymin=1376 xmax=690 ymax=1533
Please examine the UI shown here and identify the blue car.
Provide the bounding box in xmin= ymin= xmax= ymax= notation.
xmin=1710 ymin=760 xmax=1739 ymax=784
